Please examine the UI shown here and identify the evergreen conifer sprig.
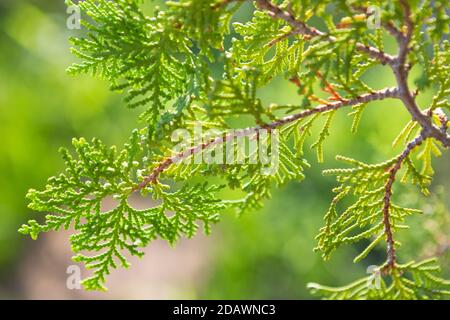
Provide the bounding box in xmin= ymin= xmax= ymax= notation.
xmin=21 ymin=0 xmax=449 ymax=298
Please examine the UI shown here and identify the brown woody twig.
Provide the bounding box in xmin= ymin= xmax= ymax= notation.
xmin=133 ymin=88 xmax=399 ymax=191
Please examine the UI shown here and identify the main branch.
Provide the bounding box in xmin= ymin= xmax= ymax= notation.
xmin=390 ymin=0 xmax=450 ymax=147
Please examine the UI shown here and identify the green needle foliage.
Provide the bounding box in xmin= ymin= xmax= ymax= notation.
xmin=21 ymin=0 xmax=450 ymax=298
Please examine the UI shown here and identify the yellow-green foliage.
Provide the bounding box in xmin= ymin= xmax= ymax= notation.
xmin=20 ymin=0 xmax=449 ymax=297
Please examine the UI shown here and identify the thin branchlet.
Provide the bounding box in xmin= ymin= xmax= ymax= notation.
xmin=352 ymin=4 xmax=404 ymax=42
xmin=382 ymin=133 xmax=427 ymax=270
xmin=254 ymin=0 xmax=397 ymax=65
xmin=134 ymin=88 xmax=399 ymax=191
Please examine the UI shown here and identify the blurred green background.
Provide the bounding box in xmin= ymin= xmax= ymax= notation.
xmin=0 ymin=0 xmax=448 ymax=299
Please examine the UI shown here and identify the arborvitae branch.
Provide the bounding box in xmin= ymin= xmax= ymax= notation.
xmin=21 ymin=0 xmax=450 ymax=296
xmin=390 ymin=0 xmax=450 ymax=147
xmin=383 ymin=133 xmax=426 ymax=270
xmin=136 ymin=88 xmax=399 ymax=190
xmin=255 ymin=0 xmax=449 ymax=146
xmin=254 ymin=0 xmax=396 ymax=65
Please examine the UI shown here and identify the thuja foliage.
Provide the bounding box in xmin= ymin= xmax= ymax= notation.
xmin=20 ymin=0 xmax=450 ymax=298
